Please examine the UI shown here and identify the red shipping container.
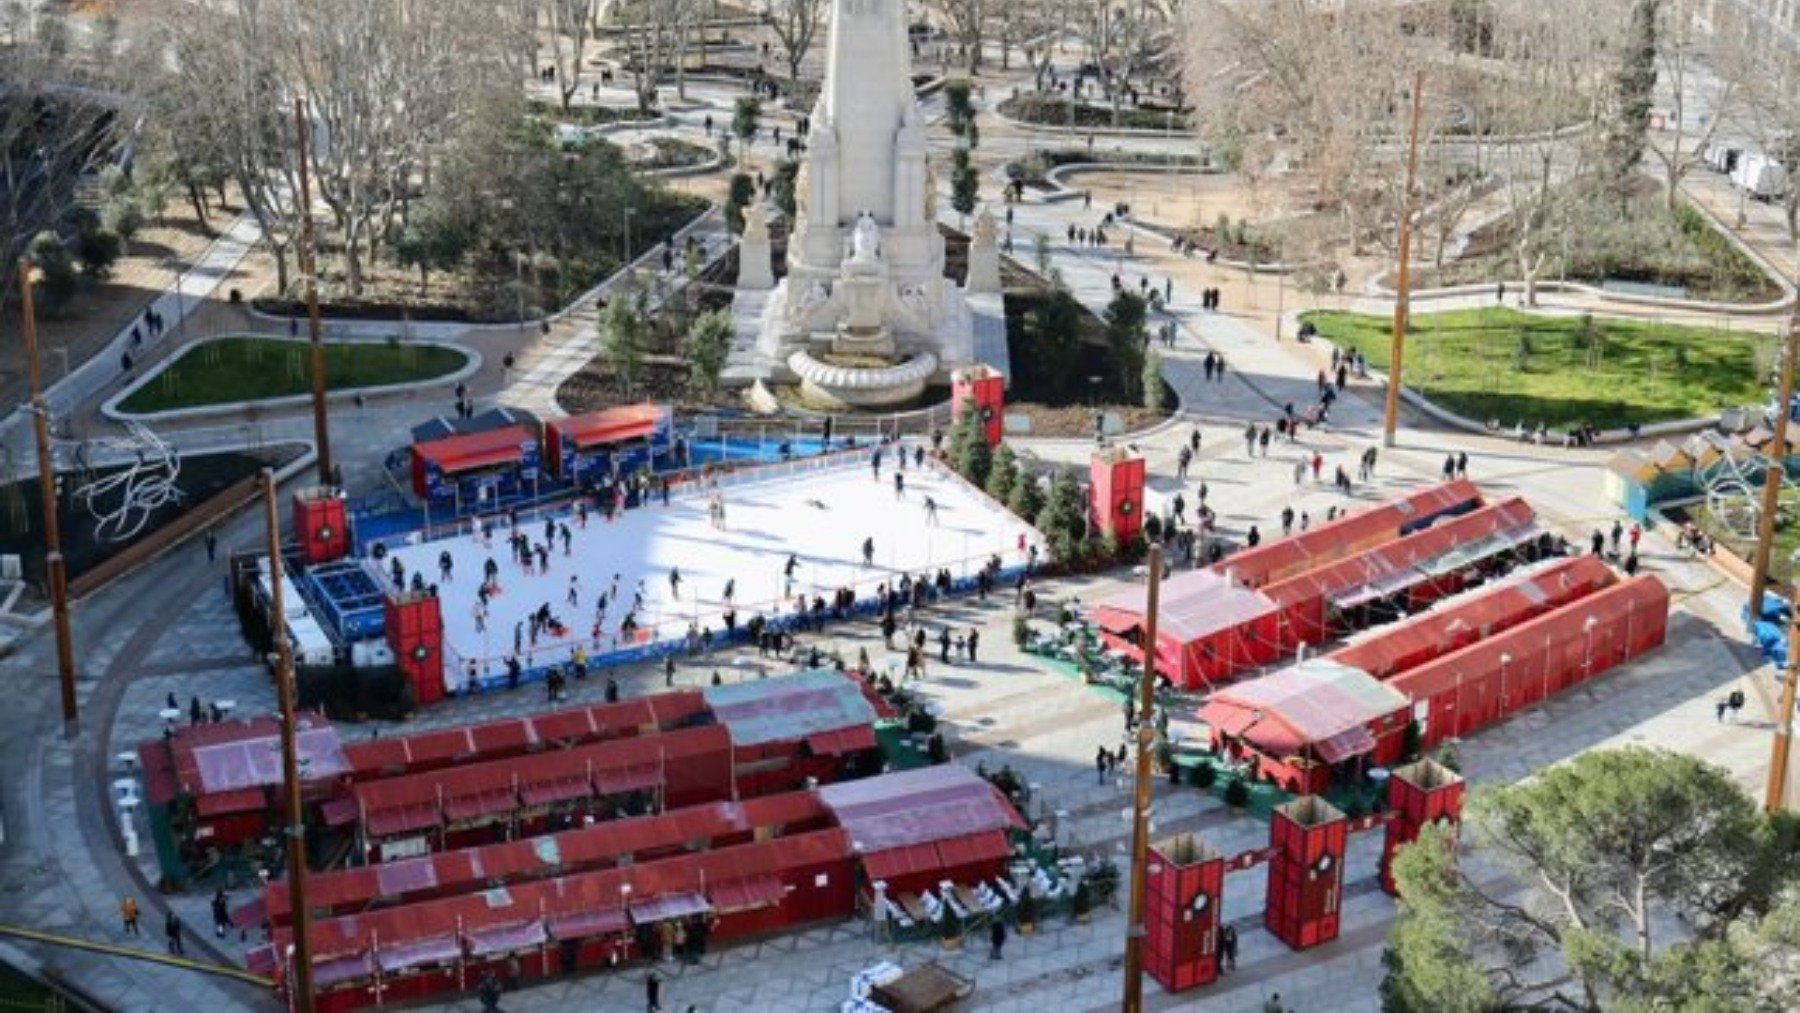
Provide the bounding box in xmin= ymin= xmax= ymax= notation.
xmin=1264 ymin=797 xmax=1346 ymax=951
xmin=1146 ymin=834 xmax=1224 ymax=993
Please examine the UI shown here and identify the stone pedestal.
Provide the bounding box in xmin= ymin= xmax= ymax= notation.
xmin=966 ymin=208 xmax=1001 ymax=295
xmin=737 ymin=205 xmax=774 ymax=290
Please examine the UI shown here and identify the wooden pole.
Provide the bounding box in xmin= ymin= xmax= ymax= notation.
xmin=294 ymin=100 xmax=333 ymax=487
xmin=1121 ymin=545 xmax=1163 ymax=1013
xmin=21 ymin=260 xmax=78 ymax=737
xmin=1750 ymin=311 xmax=1800 ymax=620
xmin=263 ymin=472 xmax=315 ymax=1012
xmin=1383 ymin=71 xmax=1425 ymax=450
xmin=1767 ymin=609 xmax=1800 ymax=812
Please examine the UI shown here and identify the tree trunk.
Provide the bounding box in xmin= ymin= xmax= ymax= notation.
xmin=272 ymin=244 xmax=292 ymax=297
xmin=186 ymin=183 xmax=210 ymax=230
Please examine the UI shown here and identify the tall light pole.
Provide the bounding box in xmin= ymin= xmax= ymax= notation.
xmin=1750 ymin=308 xmax=1800 ymax=619
xmin=20 ymin=259 xmax=78 ymax=738
xmin=1383 ymin=71 xmax=1425 ymax=450
xmin=1120 ymin=545 xmax=1163 ymax=1012
xmin=293 ymin=100 xmax=333 ymax=486
xmin=262 ymin=472 xmax=315 ymax=1011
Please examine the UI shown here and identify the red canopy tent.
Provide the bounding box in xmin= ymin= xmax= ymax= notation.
xmin=1197 ymin=659 xmax=1411 ymax=795
xmin=1260 ymin=497 xmax=1542 ymax=652
xmin=1329 ymin=554 xmax=1616 ymax=680
xmin=1390 ymin=573 xmax=1669 ymax=750
xmin=1216 ymin=480 xmax=1480 ymax=588
xmin=1089 ymin=568 xmax=1281 ymax=690
xmin=818 ymin=765 xmax=1027 ymax=895
xmin=545 ymin=404 xmax=669 ymax=480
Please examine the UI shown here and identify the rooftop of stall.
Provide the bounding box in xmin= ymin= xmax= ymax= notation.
xmin=546 ymin=403 xmax=672 ymax=481
xmin=702 ymin=668 xmax=879 ymax=753
xmin=408 ymin=423 xmax=541 ymax=500
xmin=818 ymin=764 xmax=1026 ymax=889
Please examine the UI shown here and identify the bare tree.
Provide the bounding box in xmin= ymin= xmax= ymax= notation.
xmin=938 ymin=0 xmax=985 ymax=75
xmin=548 ymin=0 xmax=602 ymax=110
xmin=765 ymin=0 xmax=826 ymax=92
xmin=1644 ymin=0 xmax=1754 ymax=211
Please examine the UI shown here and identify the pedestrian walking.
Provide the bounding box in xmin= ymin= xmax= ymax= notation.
xmin=1221 ymin=924 xmax=1238 ymax=970
xmin=212 ymin=889 xmax=230 ymax=938
xmin=646 ymin=971 xmax=663 ymax=1012
xmin=1246 ymin=525 xmax=1261 ymax=548
xmin=924 ymin=496 xmax=939 ymax=525
xmin=1281 ymin=506 xmax=1294 ymax=536
xmin=1442 ymin=454 xmax=1456 ymax=480
xmin=1310 ymin=452 xmax=1323 ymax=482
xmin=1096 ymin=747 xmax=1109 ymax=785
xmin=204 ymin=529 xmax=217 ymax=563
xmin=120 ymin=896 xmax=140 ymax=936
xmin=165 ymin=912 xmax=185 ymax=956
xmin=1456 ymin=451 xmax=1469 ymax=478
xmin=1258 ymin=427 xmax=1271 ymax=456
xmin=989 ymin=918 xmax=1007 ymax=960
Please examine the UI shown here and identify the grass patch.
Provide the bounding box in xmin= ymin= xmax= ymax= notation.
xmin=527 ymin=100 xmax=657 ymax=127
xmin=1303 ymin=307 xmax=1768 ymax=429
xmin=119 ymin=336 xmax=468 ymax=414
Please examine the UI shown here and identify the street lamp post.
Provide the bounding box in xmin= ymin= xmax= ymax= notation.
xmin=20 ymin=259 xmax=78 ymax=738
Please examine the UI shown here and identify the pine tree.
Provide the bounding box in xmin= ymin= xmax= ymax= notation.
xmin=948 ymin=400 xmax=992 ymax=487
xmin=1607 ymin=0 xmax=1660 ymax=200
xmin=600 ymin=296 xmax=644 ymax=398
xmin=1007 ymin=469 xmax=1044 ymax=521
xmin=1037 ymin=471 xmax=1088 ymax=561
xmin=685 ymin=310 xmax=734 ymax=400
xmin=986 ymin=444 xmax=1018 ymax=503
xmin=1106 ymin=291 xmax=1148 ymax=402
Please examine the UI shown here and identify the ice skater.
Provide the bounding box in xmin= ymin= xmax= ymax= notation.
xmin=894 ymin=472 xmax=905 ymax=499
xmin=438 ymin=550 xmax=454 ymax=582
xmin=473 ymin=601 xmax=486 ymax=633
xmin=722 ymin=578 xmax=735 ymax=603
xmin=862 ymin=537 xmax=875 ymax=566
xmin=668 ymin=567 xmax=682 ymax=599
xmin=568 ymin=575 xmax=581 ymax=607
xmin=560 ymin=523 xmax=572 ymax=556
xmin=924 ymin=496 xmax=939 ymax=526
xmin=871 ymin=447 xmax=883 ymax=480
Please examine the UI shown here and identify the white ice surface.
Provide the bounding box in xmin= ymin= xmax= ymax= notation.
xmin=383 ymin=458 xmax=1042 ymax=691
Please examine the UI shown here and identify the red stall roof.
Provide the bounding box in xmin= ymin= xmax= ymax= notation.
xmin=704 ymin=670 xmax=878 ymax=747
xmin=819 ymin=765 xmax=1025 ymax=854
xmin=1199 ymin=658 xmax=1409 ymax=763
xmin=412 ymin=425 xmax=531 ymax=475
xmin=174 ymin=719 xmax=348 ymax=796
xmin=342 ymin=691 xmax=707 ymax=780
xmin=555 ymin=404 xmax=667 ymax=448
xmin=1329 ymin=555 xmax=1615 ymax=680
xmin=1262 ymin=498 xmax=1539 ymax=610
xmin=1092 ymin=568 xmax=1276 ymax=645
xmin=1217 ymin=480 xmax=1481 ymax=588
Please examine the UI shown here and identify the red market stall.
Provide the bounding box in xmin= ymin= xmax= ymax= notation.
xmin=1260 ymin=497 xmax=1543 ymax=653
xmin=702 ymin=670 xmax=881 ymax=796
xmin=545 ymin=403 xmax=671 ymax=483
xmin=1217 ymin=480 xmax=1481 ymax=589
xmin=141 ymin=718 xmax=350 ymax=851
xmin=819 ymin=765 xmax=1027 ymax=898
xmin=340 ymin=690 xmax=708 ymax=781
xmin=271 ymin=828 xmax=857 ymax=1012
xmin=1197 ymin=659 xmax=1411 ymax=795
xmin=1390 ymin=574 xmax=1670 ymax=750
xmin=350 ymin=724 xmax=734 ymax=862
xmin=409 ymin=424 xmax=541 ymax=505
xmin=259 ymin=791 xmax=833 ymax=928
xmin=1089 ymin=568 xmax=1281 ymax=690
xmin=1329 ymin=554 xmax=1616 ymax=680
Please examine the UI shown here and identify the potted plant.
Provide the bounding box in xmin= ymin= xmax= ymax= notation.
xmin=1223 ymin=776 xmax=1250 ymax=809
xmin=1012 ymin=613 xmax=1031 ymax=649
xmin=1016 ymin=890 xmax=1038 ymax=936
xmin=1071 ymin=879 xmax=1093 ymax=924
xmin=1192 ymin=761 xmax=1217 ymax=790
xmin=926 ymin=732 xmax=948 ymax=764
xmin=940 ymin=902 xmax=964 ymax=950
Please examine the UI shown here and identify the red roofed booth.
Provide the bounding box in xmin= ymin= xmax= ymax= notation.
xmin=1090 ymin=568 xmax=1281 ymax=690
xmin=1328 ymin=554 xmax=1615 ymax=680
xmin=819 ymin=764 xmax=1027 ymax=896
xmin=1198 ymin=659 xmax=1411 ymax=795
xmin=545 ymin=403 xmax=671 ymax=483
xmin=409 ymin=424 xmax=541 ymax=504
xmin=1259 ymin=497 xmax=1543 ymax=653
xmin=1217 ymin=480 xmax=1481 ymax=588
xmin=1390 ymin=574 xmax=1670 ymax=750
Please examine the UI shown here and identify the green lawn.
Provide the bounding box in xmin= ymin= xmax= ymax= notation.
xmin=119 ymin=336 xmax=469 ymax=414
xmin=1303 ymin=308 xmax=1768 ymax=429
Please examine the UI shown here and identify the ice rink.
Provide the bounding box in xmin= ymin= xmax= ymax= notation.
xmin=383 ymin=456 xmax=1043 ymax=691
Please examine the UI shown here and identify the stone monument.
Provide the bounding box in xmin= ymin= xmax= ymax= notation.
xmin=728 ymin=0 xmax=1004 ymax=409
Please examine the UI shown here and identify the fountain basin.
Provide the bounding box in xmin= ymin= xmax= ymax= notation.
xmin=787 ymin=349 xmax=938 ymax=410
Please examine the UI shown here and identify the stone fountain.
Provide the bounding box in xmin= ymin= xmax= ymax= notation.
xmin=726 ymin=0 xmax=1007 ymax=410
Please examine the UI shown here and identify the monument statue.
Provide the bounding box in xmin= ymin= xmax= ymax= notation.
xmin=728 ymin=0 xmax=999 ymax=408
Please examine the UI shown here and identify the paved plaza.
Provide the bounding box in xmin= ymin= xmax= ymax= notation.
xmin=0 ymin=15 xmax=1794 ymax=1013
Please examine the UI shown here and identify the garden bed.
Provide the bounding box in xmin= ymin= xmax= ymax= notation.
xmin=117 ymin=336 xmax=470 ymax=414
xmin=527 ymin=100 xmax=659 ymax=126
xmin=997 ymin=95 xmax=1191 ymax=131
xmin=1302 ymin=307 xmax=1767 ymax=429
